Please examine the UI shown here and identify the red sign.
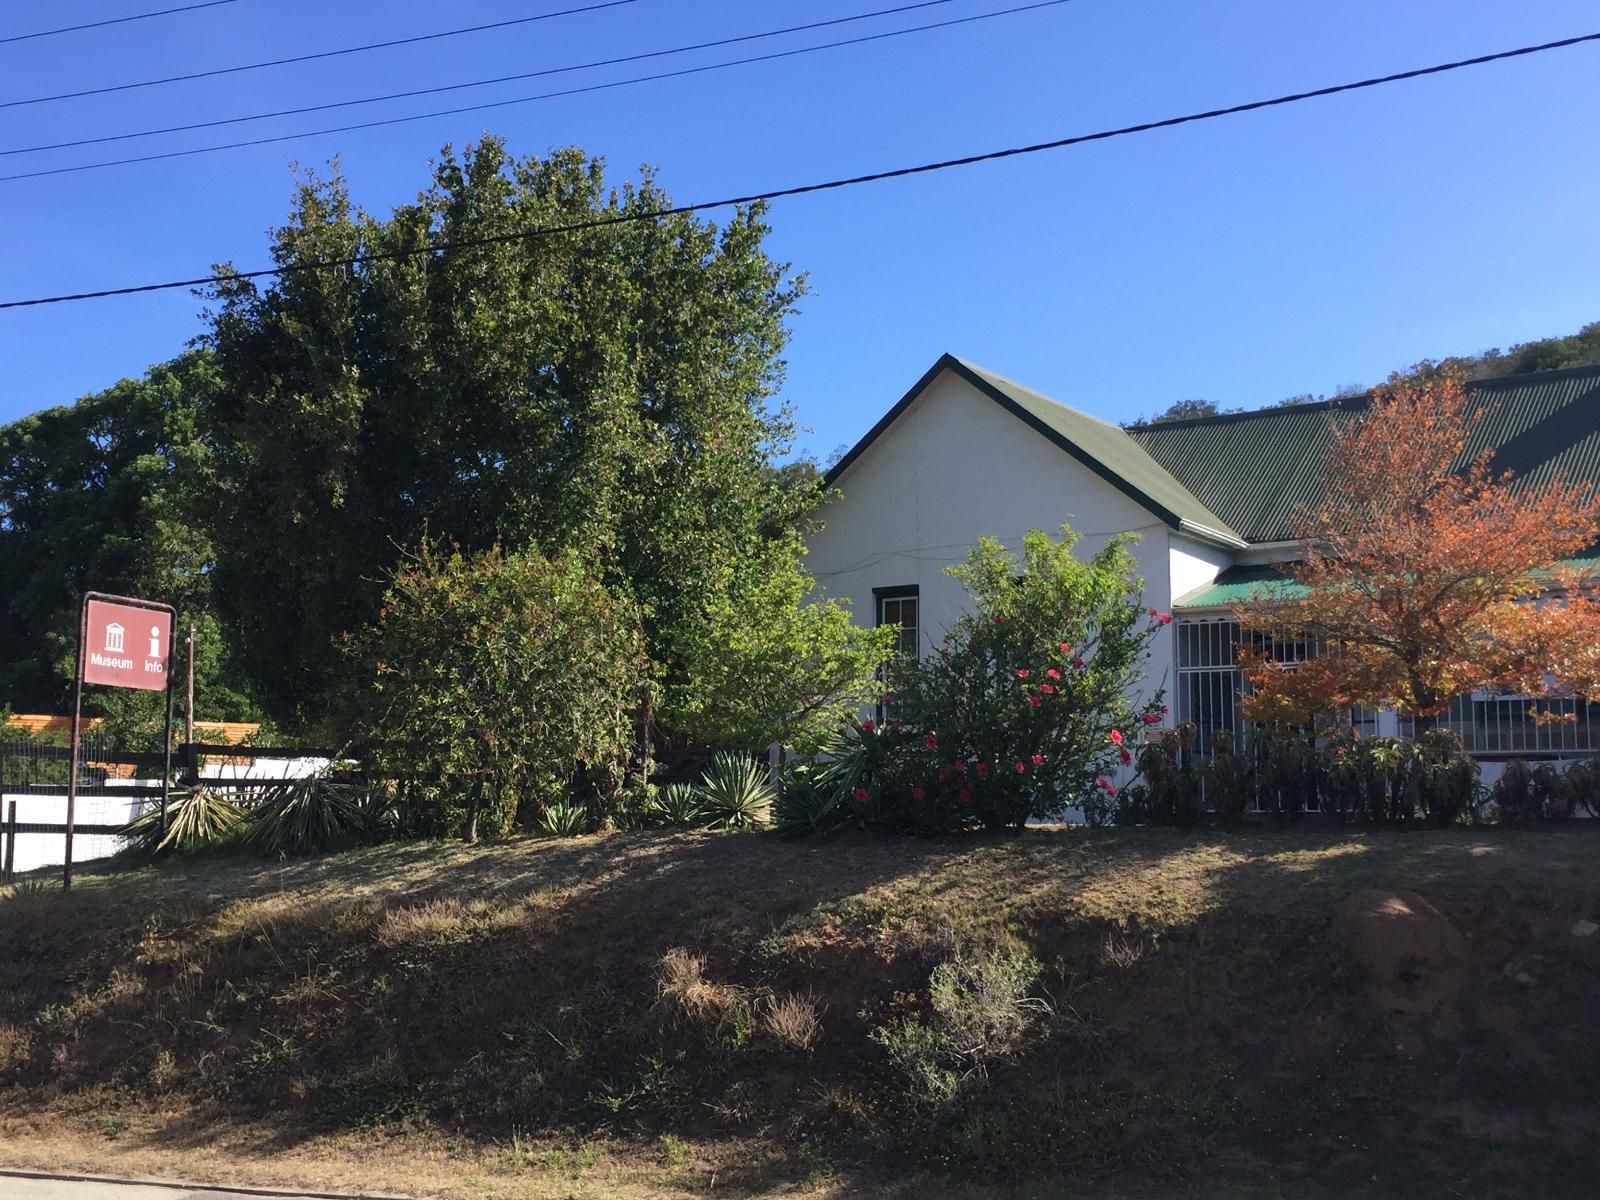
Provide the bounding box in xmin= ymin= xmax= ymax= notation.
xmin=83 ymin=599 xmax=172 ymax=691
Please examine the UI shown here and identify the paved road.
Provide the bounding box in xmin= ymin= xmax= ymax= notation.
xmin=2 ymin=1177 xmax=336 ymax=1200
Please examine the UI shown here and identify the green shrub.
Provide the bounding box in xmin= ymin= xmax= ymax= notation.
xmin=242 ymin=770 xmax=364 ymax=854
xmin=806 ymin=524 xmax=1164 ymax=835
xmin=352 ymin=543 xmax=652 ymax=840
xmin=699 ymin=752 xmax=773 ymax=830
xmin=1201 ymin=727 xmax=1251 ymax=820
xmin=873 ymin=945 xmax=1049 ymax=1106
xmin=120 ymin=786 xmax=243 ymax=855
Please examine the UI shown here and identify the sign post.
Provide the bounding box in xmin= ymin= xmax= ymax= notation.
xmin=65 ymin=592 xmax=175 ymax=891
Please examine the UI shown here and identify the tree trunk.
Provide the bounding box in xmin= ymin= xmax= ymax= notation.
xmin=464 ymin=776 xmax=483 ymax=844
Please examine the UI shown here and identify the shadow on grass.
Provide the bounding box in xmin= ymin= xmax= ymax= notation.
xmin=3 ymin=824 xmax=1599 ymax=1197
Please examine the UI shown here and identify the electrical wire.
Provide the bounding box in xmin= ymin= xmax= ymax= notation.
xmin=0 ymin=0 xmax=1069 ymax=178
xmin=1 ymin=0 xmax=984 ymax=157
xmin=3 ymin=28 xmax=1596 ymax=311
xmin=0 ymin=1 xmax=239 ymax=46
xmin=0 ymin=0 xmax=644 ymax=109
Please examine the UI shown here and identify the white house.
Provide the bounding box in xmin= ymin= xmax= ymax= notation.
xmin=808 ymin=354 xmax=1600 ymax=768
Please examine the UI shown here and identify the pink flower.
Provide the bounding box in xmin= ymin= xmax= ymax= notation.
xmin=1016 ymin=668 xmax=1031 ymax=679
xmin=1158 ymin=612 xmax=1172 ymax=625
xmin=924 ymin=732 xmax=938 ymax=749
xmin=1120 ymin=747 xmax=1132 ymax=765
xmin=1015 ymin=761 xmax=1026 ymax=774
xmin=1031 ymin=754 xmax=1045 ymax=767
xmin=853 ymin=787 xmax=869 ymax=803
xmin=959 ymin=786 xmax=973 ymax=802
xmin=1073 ymin=658 xmax=1085 ymax=670
xmin=954 ymin=760 xmax=967 ymax=775
xmin=976 ymin=762 xmax=990 ymax=778
xmin=1059 ymin=642 xmax=1072 ymax=654
xmin=1095 ymin=776 xmax=1117 ymax=797
xmin=1040 ymin=683 xmax=1056 ymax=695
xmin=1142 ymin=712 xmax=1161 ymax=725
xmin=1029 ymin=695 xmax=1043 ymax=709
xmin=1045 ymin=668 xmax=1061 ymax=680
xmin=1109 ymin=729 xmax=1124 ymax=745
xmin=912 ymin=787 xmax=926 ymax=801
xmin=860 ymin=719 xmax=876 ymax=733
xmin=1161 ymin=705 xmax=1169 ymax=715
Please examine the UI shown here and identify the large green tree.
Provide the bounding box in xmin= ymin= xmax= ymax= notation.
xmin=0 ymin=351 xmax=256 ymax=730
xmin=202 ymin=138 xmax=867 ymax=744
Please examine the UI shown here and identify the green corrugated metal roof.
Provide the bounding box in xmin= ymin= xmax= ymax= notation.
xmin=1126 ymin=364 xmax=1600 ymax=544
xmin=1176 ymin=554 xmax=1600 ymax=611
xmin=825 ymin=354 xmax=1246 ymax=547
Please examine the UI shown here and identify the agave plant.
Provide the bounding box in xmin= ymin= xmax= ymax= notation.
xmin=699 ymin=752 xmax=773 ymax=831
xmin=121 ymin=786 xmax=243 ymax=854
xmin=538 ymin=799 xmax=589 ymax=837
xmin=242 ymin=771 xmax=363 ymax=854
xmin=653 ymin=782 xmax=705 ymax=828
xmin=774 ymin=762 xmax=851 ymax=839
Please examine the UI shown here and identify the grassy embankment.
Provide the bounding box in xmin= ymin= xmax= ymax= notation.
xmin=1 ymin=826 xmax=1598 ymax=1199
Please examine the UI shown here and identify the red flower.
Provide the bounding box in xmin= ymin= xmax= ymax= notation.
xmin=924 ymin=732 xmax=938 ymax=749
xmin=860 ymin=719 xmax=876 ymax=733
xmin=1029 ymin=695 xmax=1043 ymax=709
xmin=1039 ymin=683 xmax=1056 ymax=695
xmin=1031 ymin=753 xmax=1045 ymax=767
xmin=1142 ymin=712 xmax=1161 ymax=725
xmin=954 ymin=760 xmax=967 ymax=775
xmin=1073 ymin=658 xmax=1085 ymax=669
xmin=1059 ymin=642 xmax=1072 ymax=654
xmin=1016 ymin=668 xmax=1031 ymax=679
xmin=1045 ymin=668 xmax=1061 ymax=680
xmin=890 ymin=718 xmax=904 ymax=730
xmin=959 ymin=786 xmax=973 ymax=802
xmin=1161 ymin=705 xmax=1170 ymax=715
xmin=1120 ymin=747 xmax=1132 ymax=765
xmin=939 ymin=768 xmax=952 ymax=784
xmin=1109 ymin=729 xmax=1124 ymax=745
xmin=1095 ymin=776 xmax=1116 ymax=795
xmin=1158 ymin=611 xmax=1172 ymax=625
xmin=853 ymin=787 xmax=869 ymax=802
xmin=1147 ymin=606 xmax=1158 ymax=618
xmin=994 ymin=614 xmax=1007 ymax=623
xmin=912 ymin=787 xmax=926 ymax=801
xmin=1015 ymin=761 xmax=1026 ymax=774
xmin=976 ymin=762 xmax=990 ymax=777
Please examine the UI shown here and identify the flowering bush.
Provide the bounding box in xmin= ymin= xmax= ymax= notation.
xmin=820 ymin=525 xmax=1166 ymax=832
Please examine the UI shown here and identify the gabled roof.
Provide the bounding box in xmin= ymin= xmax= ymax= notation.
xmin=1127 ymin=363 xmax=1600 ymax=543
xmin=825 ymin=354 xmax=1247 ymax=549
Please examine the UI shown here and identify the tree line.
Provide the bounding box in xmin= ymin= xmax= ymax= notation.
xmin=0 ymin=139 xmax=890 ymax=755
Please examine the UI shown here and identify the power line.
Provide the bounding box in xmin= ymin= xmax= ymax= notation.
xmin=0 ymin=0 xmax=1070 ymax=180
xmin=2 ymin=0 xmax=977 ymax=158
xmin=3 ymin=29 xmax=1596 ymax=311
xmin=0 ymin=0 xmax=644 ymax=110
xmin=0 ymin=1 xmax=240 ymax=46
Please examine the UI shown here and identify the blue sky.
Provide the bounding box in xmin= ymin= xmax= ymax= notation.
xmin=1 ymin=0 xmax=1597 ymax=458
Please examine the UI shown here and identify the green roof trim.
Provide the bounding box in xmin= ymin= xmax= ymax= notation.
xmin=1175 ymin=554 xmax=1600 ymax=611
xmin=824 ymin=354 xmax=1246 ymax=549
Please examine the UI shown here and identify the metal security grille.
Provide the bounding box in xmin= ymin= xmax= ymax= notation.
xmin=1175 ymin=618 xmax=1242 ymax=756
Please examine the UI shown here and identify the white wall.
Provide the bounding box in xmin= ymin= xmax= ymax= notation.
xmin=808 ymin=367 xmax=1180 ymax=710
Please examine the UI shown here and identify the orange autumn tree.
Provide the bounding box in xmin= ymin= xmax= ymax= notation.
xmin=1235 ymin=366 xmax=1600 ymax=733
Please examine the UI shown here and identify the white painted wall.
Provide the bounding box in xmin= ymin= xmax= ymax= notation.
xmin=808 ymin=366 xmax=1180 ymax=710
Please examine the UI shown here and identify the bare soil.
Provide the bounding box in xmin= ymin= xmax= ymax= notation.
xmin=2 ymin=826 xmax=1598 ymax=1198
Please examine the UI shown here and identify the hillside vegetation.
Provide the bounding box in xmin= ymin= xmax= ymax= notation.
xmin=2 ymin=828 xmax=1599 ymax=1199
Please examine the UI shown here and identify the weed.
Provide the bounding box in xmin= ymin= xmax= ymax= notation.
xmin=314 ymin=1054 xmax=423 ymax=1130
xmin=658 ymin=1132 xmax=689 ymax=1167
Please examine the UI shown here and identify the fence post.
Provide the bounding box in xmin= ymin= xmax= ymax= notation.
xmin=4 ymin=800 xmax=15 ymax=885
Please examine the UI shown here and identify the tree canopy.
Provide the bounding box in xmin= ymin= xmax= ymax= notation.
xmin=1235 ymin=367 xmax=1600 ymax=728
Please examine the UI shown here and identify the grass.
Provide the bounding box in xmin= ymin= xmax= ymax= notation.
xmin=2 ymin=825 xmax=1599 ymax=1198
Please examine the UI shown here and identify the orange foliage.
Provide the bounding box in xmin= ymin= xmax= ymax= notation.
xmin=1234 ymin=367 xmax=1600 ymax=725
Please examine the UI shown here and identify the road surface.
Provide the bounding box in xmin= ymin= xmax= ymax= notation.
xmin=1 ymin=1176 xmax=354 ymax=1200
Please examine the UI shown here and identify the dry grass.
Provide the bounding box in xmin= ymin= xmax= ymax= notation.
xmin=2 ymin=825 xmax=1598 ymax=1199
xmin=761 ymin=992 xmax=824 ymax=1052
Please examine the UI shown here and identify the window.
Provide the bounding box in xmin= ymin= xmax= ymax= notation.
xmin=874 ymin=586 xmax=919 ymax=659
xmin=1176 ymin=618 xmax=1241 ymax=757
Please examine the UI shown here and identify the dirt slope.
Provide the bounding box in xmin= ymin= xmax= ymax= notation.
xmin=1 ymin=827 xmax=1598 ymax=1199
